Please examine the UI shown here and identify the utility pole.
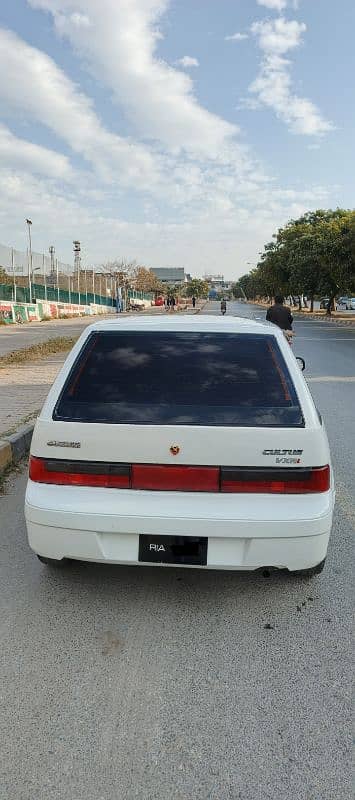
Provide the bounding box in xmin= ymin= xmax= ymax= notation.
xmin=42 ymin=253 xmax=47 ymax=301
xmin=49 ymin=246 xmax=56 ymax=288
xmin=11 ymin=248 xmax=16 ymax=303
xmin=26 ymin=219 xmax=33 ymax=303
xmin=56 ymin=258 xmax=60 ymax=303
xmin=73 ymin=241 xmax=81 ymax=305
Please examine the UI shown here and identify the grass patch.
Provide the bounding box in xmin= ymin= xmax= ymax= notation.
xmin=0 ymin=336 xmax=77 ymax=368
xmin=0 ymin=457 xmax=27 ymax=494
xmin=1 ymin=410 xmax=40 ymax=439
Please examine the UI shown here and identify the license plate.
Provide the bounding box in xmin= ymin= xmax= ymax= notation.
xmin=138 ymin=535 xmax=208 ymax=566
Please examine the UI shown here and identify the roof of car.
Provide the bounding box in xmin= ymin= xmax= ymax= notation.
xmin=84 ymin=314 xmax=278 ymax=337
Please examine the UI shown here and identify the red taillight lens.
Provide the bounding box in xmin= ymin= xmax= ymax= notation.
xmin=29 ymin=457 xmax=130 ymax=488
xmin=221 ymin=466 xmax=330 ymax=494
xmin=29 ymin=458 xmax=330 ymax=494
xmin=131 ymin=464 xmax=219 ymax=492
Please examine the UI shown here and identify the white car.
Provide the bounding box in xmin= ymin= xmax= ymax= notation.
xmin=25 ymin=315 xmax=334 ymax=577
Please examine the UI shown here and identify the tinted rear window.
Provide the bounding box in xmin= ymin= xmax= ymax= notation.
xmin=53 ymin=331 xmax=303 ymax=427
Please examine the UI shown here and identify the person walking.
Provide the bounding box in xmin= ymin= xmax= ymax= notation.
xmin=266 ymin=295 xmax=293 ymax=331
xmin=192 ymin=296 xmax=196 ymax=309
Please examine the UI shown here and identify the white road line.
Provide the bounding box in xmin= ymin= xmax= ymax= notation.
xmin=307 ymin=376 xmax=355 ymax=382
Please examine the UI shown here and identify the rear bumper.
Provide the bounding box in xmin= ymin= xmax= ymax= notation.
xmin=26 ymin=523 xmax=330 ymax=571
xmin=25 ymin=483 xmax=334 ymax=571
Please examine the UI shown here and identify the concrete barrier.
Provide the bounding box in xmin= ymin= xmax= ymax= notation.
xmin=0 ymin=299 xmax=116 ymax=324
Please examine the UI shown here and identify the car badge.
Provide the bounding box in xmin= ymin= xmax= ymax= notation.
xmin=47 ymin=441 xmax=81 ymax=448
xmin=170 ymin=445 xmax=180 ymax=456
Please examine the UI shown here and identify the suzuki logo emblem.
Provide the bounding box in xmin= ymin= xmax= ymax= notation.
xmin=170 ymin=445 xmax=180 ymax=456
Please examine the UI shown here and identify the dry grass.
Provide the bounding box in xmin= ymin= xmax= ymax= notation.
xmin=0 ymin=336 xmax=77 ymax=368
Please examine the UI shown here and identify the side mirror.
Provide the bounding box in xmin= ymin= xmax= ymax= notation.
xmin=296 ymin=356 xmax=305 ymax=371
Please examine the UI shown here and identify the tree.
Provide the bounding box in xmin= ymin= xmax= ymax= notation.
xmin=184 ymin=278 xmax=209 ymax=298
xmin=242 ymin=208 xmax=355 ymax=314
xmin=133 ymin=266 xmax=163 ymax=294
xmin=0 ymin=267 xmax=12 ymax=285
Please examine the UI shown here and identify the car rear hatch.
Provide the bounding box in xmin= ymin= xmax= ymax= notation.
xmin=30 ymin=329 xmax=330 ymax=491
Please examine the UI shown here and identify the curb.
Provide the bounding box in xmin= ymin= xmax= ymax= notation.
xmin=0 ymin=422 xmax=34 ymax=476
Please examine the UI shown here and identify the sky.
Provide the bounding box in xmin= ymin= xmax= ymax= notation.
xmin=0 ymin=0 xmax=353 ymax=279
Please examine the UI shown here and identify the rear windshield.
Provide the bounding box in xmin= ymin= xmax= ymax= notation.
xmin=53 ymin=331 xmax=303 ymax=427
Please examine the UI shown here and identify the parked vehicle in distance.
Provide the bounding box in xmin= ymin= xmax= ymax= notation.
xmin=349 ymin=298 xmax=355 ymax=310
xmin=319 ymin=297 xmax=330 ymax=309
xmin=336 ymin=296 xmax=350 ymax=310
xmin=25 ymin=316 xmax=334 ymax=578
xmin=153 ymin=297 xmax=165 ymax=306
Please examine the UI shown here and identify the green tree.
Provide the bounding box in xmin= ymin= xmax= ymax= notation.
xmin=184 ymin=278 xmax=209 ymax=298
xmin=0 ymin=267 xmax=12 ymax=285
xmin=245 ymin=208 xmax=355 ymax=314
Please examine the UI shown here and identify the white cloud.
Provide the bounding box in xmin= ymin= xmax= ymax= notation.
xmin=257 ymin=0 xmax=287 ymax=10
xmin=176 ymin=56 xmax=199 ymax=68
xmin=0 ymin=5 xmax=334 ymax=277
xmin=0 ymin=165 xmax=329 ymax=277
xmin=0 ymin=124 xmax=73 ymax=179
xmin=0 ymin=27 xmax=162 ymax=190
xmin=252 ymin=17 xmax=305 ymax=54
xmin=248 ymin=18 xmax=334 ymax=136
xmin=28 ymin=0 xmax=237 ymax=158
xmin=225 ymin=32 xmax=249 ymax=42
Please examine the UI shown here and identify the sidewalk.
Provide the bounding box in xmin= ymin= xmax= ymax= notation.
xmin=0 ymin=353 xmax=65 ymax=437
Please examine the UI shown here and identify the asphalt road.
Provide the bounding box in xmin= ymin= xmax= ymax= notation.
xmin=0 ymin=302 xmax=353 ymax=800
xmin=0 ymin=315 xmax=110 ymax=356
xmin=0 ymin=310 xmax=165 ymax=357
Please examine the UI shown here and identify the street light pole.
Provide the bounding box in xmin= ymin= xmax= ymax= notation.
xmin=26 ymin=219 xmax=33 ymax=303
xmin=73 ymin=241 xmax=81 ymax=307
xmin=11 ymin=248 xmax=16 ymax=303
xmin=56 ymin=258 xmax=60 ymax=303
xmin=42 ymin=253 xmax=47 ymax=302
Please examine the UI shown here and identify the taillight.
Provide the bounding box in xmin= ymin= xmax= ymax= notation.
xmin=131 ymin=464 xmax=219 ymax=492
xmin=220 ymin=466 xmax=330 ymax=494
xmin=29 ymin=458 xmax=330 ymax=494
xmin=29 ymin=457 xmax=130 ymax=488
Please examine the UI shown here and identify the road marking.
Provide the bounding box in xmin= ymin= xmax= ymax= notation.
xmin=307 ymin=376 xmax=355 ymax=382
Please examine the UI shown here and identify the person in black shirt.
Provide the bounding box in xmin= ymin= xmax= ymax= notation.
xmin=266 ymin=295 xmax=293 ymax=331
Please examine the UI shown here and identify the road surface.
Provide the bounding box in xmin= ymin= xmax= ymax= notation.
xmin=0 ymin=301 xmax=353 ymax=800
xmin=0 ymin=309 xmax=164 ymax=357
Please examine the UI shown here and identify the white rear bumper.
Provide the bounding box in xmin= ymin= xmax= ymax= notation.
xmin=25 ymin=482 xmax=334 ymax=571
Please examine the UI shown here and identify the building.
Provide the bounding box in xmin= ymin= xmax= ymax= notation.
xmin=151 ymin=267 xmax=187 ymax=286
xmin=204 ymin=274 xmax=232 ymax=292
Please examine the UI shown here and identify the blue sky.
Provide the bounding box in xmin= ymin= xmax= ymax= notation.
xmin=0 ymin=0 xmax=353 ymax=278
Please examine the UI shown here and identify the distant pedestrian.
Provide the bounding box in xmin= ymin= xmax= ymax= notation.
xmin=192 ymin=296 xmax=196 ymax=309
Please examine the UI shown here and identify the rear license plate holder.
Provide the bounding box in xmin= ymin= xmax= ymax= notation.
xmin=138 ymin=535 xmax=208 ymax=565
